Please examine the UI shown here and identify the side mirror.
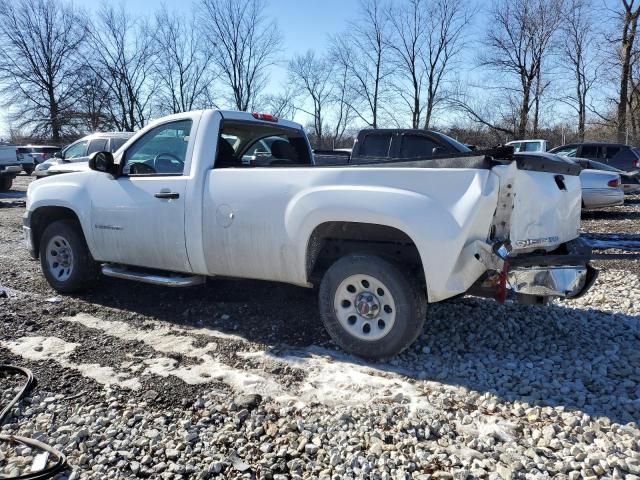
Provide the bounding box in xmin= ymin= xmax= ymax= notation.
xmin=432 ymin=146 xmax=445 ymax=155
xmin=54 ymin=151 xmax=62 ymax=159
xmin=88 ymin=151 xmax=117 ymax=176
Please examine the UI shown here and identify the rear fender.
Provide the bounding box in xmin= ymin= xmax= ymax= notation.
xmin=290 ymin=171 xmax=500 ymax=302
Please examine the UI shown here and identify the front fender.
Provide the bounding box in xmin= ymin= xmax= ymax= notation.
xmin=288 ymin=171 xmax=500 ymax=302
xmin=27 ymin=173 xmax=96 ymax=256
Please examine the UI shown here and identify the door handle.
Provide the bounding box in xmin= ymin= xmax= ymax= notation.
xmin=154 ymin=192 xmax=180 ymax=199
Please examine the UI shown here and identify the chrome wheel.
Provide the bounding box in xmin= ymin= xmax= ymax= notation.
xmin=45 ymin=235 xmax=74 ymax=282
xmin=334 ymin=274 xmax=396 ymax=341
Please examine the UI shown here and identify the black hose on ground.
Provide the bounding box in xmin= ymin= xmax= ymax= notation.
xmin=0 ymin=365 xmax=67 ymax=479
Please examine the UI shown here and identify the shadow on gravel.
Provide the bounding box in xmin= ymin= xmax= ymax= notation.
xmin=582 ymin=209 xmax=640 ymax=221
xmin=0 ymin=190 xmax=26 ymax=208
xmin=77 ymin=277 xmax=640 ymax=425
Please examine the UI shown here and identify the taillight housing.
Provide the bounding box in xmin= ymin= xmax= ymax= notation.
xmin=633 ymin=159 xmax=638 ymax=168
xmin=608 ymin=178 xmax=620 ymax=188
xmin=252 ymin=112 xmax=278 ymax=122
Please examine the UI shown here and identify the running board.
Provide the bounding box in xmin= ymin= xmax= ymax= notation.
xmin=101 ymin=264 xmax=206 ymax=287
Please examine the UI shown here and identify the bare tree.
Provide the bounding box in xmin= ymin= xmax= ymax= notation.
xmin=615 ymin=0 xmax=640 ymax=143
xmin=0 ymin=0 xmax=88 ymax=141
xmin=289 ymin=51 xmax=334 ymax=148
xmin=559 ymin=0 xmax=599 ymax=141
xmin=328 ymin=60 xmax=356 ymax=148
xmin=480 ymin=0 xmax=565 ymax=139
xmin=332 ymin=0 xmax=391 ymax=128
xmin=88 ymin=4 xmax=156 ymax=131
xmin=387 ymin=0 xmax=473 ymax=129
xmin=75 ymin=70 xmax=113 ymax=132
xmin=153 ymin=6 xmax=215 ymax=115
xmin=199 ymin=0 xmax=281 ymax=111
xmin=261 ymin=91 xmax=297 ymax=119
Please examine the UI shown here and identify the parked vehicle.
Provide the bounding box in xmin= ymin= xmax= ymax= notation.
xmin=34 ymin=132 xmax=133 ymax=178
xmin=549 ymin=142 xmax=640 ymax=172
xmin=0 ymin=143 xmax=20 ymax=191
xmin=506 ymin=139 xmax=548 ymax=152
xmin=315 ymin=129 xmax=482 ymax=165
xmin=25 ymin=111 xmax=596 ymax=359
xmin=579 ymin=169 xmax=624 ymax=209
xmin=574 ymin=158 xmax=640 ymax=195
xmin=17 ymin=145 xmax=61 ymax=174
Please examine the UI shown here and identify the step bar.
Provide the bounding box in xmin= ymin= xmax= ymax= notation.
xmin=101 ymin=264 xmax=206 ymax=287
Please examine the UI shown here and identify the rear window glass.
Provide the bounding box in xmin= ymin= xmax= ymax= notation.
xmin=87 ymin=139 xmax=108 ymax=155
xmin=580 ymin=145 xmax=600 ymax=158
xmin=523 ymin=142 xmax=543 ymax=152
xmin=606 ymin=146 xmax=621 ymax=158
xmin=360 ymin=134 xmax=392 ymax=157
xmin=400 ymin=135 xmax=439 ymax=158
xmin=110 ymin=138 xmax=129 ymax=152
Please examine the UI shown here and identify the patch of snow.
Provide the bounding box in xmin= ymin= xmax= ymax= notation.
xmin=239 ymin=346 xmax=442 ymax=410
xmin=64 ymin=314 xmax=292 ymax=400
xmin=1 ymin=336 xmax=140 ymax=390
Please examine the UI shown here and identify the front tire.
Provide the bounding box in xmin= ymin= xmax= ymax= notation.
xmin=23 ymin=166 xmax=34 ymax=175
xmin=39 ymin=219 xmax=99 ymax=293
xmin=319 ymin=254 xmax=427 ymax=360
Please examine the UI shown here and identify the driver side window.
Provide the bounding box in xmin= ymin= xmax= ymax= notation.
xmin=122 ymin=120 xmax=192 ymax=176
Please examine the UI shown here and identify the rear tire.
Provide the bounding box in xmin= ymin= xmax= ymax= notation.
xmin=0 ymin=177 xmax=12 ymax=191
xmin=319 ymin=253 xmax=427 ymax=360
xmin=39 ymin=219 xmax=99 ymax=293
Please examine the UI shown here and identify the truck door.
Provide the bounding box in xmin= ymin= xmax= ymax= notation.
xmin=89 ymin=119 xmax=193 ymax=273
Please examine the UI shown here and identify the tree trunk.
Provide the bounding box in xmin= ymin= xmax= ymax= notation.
xmin=618 ymin=8 xmax=640 ymax=144
xmin=518 ymin=82 xmax=531 ymax=139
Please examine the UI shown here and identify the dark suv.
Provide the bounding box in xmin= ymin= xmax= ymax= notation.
xmin=549 ymin=142 xmax=639 ymax=172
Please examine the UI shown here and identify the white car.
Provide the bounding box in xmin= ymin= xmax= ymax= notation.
xmin=34 ymin=132 xmax=133 ymax=178
xmin=506 ymin=139 xmax=548 ymax=153
xmin=24 ymin=110 xmax=596 ymax=359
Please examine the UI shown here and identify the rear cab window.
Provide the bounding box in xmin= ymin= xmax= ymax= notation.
xmin=359 ymin=134 xmax=392 ymax=158
xmin=215 ymin=121 xmax=312 ymax=168
xmin=399 ymin=134 xmax=442 ymax=158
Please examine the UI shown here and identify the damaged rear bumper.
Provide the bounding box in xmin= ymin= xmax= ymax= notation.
xmin=506 ymin=237 xmax=597 ymax=299
xmin=508 ymin=264 xmax=597 ymax=298
xmin=472 ymin=238 xmax=597 ymax=301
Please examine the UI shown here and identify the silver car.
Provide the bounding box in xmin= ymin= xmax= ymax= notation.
xmin=580 ymin=169 xmax=624 ymax=209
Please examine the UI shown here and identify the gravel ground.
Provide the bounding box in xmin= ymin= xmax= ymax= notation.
xmin=1 ymin=174 xmax=639 ymax=479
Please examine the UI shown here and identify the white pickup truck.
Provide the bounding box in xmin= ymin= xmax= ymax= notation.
xmin=24 ymin=110 xmax=596 ymax=358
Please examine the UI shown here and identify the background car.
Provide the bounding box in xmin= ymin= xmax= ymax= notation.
xmin=574 ymin=158 xmax=640 ymax=194
xmin=580 ymin=169 xmax=624 ymax=209
xmin=506 ymin=139 xmax=547 ymax=152
xmin=34 ymin=132 xmax=133 ymax=178
xmin=549 ymin=142 xmax=639 ymax=172
xmin=17 ymin=145 xmax=61 ymax=174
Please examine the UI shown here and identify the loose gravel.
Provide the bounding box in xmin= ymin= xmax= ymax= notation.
xmin=1 ymin=175 xmax=639 ymax=479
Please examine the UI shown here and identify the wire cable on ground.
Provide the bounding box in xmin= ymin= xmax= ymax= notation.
xmin=0 ymin=365 xmax=67 ymax=480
